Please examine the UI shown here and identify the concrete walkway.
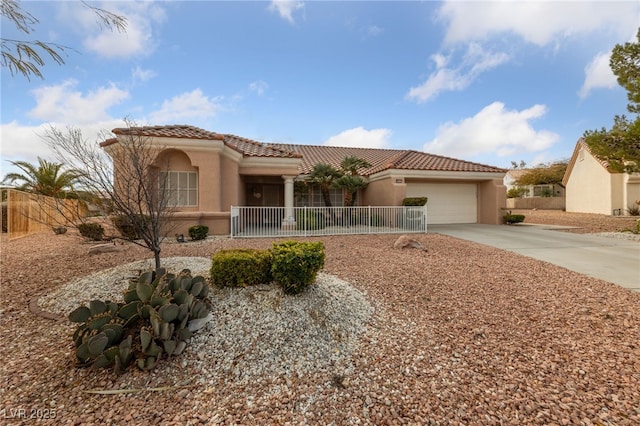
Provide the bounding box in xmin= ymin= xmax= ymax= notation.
xmin=430 ymin=224 xmax=640 ymax=291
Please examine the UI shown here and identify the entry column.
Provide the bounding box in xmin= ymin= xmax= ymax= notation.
xmin=282 ymin=175 xmax=297 ymax=230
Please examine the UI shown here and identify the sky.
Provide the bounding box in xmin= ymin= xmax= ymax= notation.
xmin=1 ymin=0 xmax=638 ymax=179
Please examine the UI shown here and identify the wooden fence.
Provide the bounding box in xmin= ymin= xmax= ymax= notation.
xmin=1 ymin=189 xmax=87 ymax=240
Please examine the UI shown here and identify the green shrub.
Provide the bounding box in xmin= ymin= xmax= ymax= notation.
xmin=270 ymin=240 xmax=325 ymax=295
xmin=504 ymin=211 xmax=525 ymax=224
xmin=402 ymin=197 xmax=428 ymax=206
xmin=78 ymin=223 xmax=104 ymax=241
xmin=112 ymin=215 xmax=149 ymax=240
xmin=507 ymin=187 xmax=527 ymax=198
xmin=210 ymin=249 xmax=273 ymax=287
xmin=540 ymin=187 xmax=554 ymax=197
xmin=188 ymin=225 xmax=209 ymax=241
xmin=296 ymin=209 xmax=326 ymax=230
xmin=69 ymin=268 xmax=210 ymax=373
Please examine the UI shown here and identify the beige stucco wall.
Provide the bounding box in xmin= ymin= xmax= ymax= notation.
xmin=220 ymin=156 xmax=241 ymax=209
xmin=362 ymin=176 xmax=407 ymax=206
xmin=478 ymin=179 xmax=506 ymax=225
xmin=566 ymin=147 xmax=616 ymax=215
xmin=626 ymin=175 xmax=640 ymax=211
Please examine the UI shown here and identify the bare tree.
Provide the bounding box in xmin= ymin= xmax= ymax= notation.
xmin=43 ymin=119 xmax=175 ymax=268
xmin=1 ymin=0 xmax=127 ymax=80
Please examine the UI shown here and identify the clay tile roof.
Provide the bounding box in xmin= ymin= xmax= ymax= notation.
xmin=224 ymin=135 xmax=301 ymax=158
xmin=107 ymin=125 xmax=300 ymax=158
xmin=274 ymin=144 xmax=505 ymax=176
xmin=111 ymin=124 xmax=225 ymax=140
xmin=388 ymin=150 xmax=505 ymax=173
xmin=105 ymin=125 xmax=505 ymax=171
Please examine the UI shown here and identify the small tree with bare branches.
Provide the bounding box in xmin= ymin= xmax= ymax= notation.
xmin=43 ymin=119 xmax=175 ymax=268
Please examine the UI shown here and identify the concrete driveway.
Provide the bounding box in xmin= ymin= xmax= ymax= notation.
xmin=430 ymin=224 xmax=640 ymax=291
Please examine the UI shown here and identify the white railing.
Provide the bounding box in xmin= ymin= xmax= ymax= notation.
xmin=230 ymin=205 xmax=427 ymax=238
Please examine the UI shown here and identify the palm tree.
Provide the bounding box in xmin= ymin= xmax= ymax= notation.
xmin=340 ymin=155 xmax=371 ymax=176
xmin=333 ymin=174 xmax=368 ymax=207
xmin=2 ymin=157 xmax=83 ymax=198
xmin=308 ymin=163 xmax=342 ymax=207
xmin=336 ymin=156 xmax=371 ymax=206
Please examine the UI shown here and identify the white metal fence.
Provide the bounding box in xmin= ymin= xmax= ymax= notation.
xmin=230 ymin=205 xmax=427 ymax=238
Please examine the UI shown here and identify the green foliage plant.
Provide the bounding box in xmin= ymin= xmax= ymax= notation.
xmin=188 ymin=225 xmax=209 ymax=241
xmin=503 ymin=211 xmax=525 ymax=224
xmin=308 ymin=163 xmax=342 ymax=207
xmin=69 ymin=268 xmax=210 ymax=373
xmin=515 ymin=162 xmax=568 ymax=186
xmin=296 ymin=209 xmax=326 ymax=231
xmin=2 ymin=157 xmax=83 ymax=198
xmin=507 ymin=187 xmax=527 ymax=198
xmin=270 ymin=241 xmax=325 ymax=295
xmin=402 ymin=197 xmax=428 ymax=206
xmin=610 ymin=29 xmax=640 ymax=114
xmin=210 ymin=249 xmax=273 ymax=287
xmin=78 ymin=223 xmax=104 ymax=241
xmin=583 ymin=32 xmax=640 ymax=174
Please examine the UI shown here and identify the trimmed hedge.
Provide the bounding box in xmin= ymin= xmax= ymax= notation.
xmin=402 ymin=197 xmax=428 ymax=206
xmin=210 ymin=249 xmax=273 ymax=287
xmin=270 ymin=241 xmax=325 ymax=295
xmin=504 ymin=212 xmax=525 ymax=224
xmin=209 ymin=240 xmax=326 ymax=294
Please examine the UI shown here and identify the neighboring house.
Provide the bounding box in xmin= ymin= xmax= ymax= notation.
xmin=504 ymin=169 xmax=566 ymax=210
xmin=563 ymin=139 xmax=640 ymax=216
xmin=504 ymin=169 xmax=565 ymax=198
xmin=101 ymin=125 xmax=507 ymax=235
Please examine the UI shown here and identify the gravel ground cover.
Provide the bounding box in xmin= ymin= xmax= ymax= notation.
xmin=1 ymin=210 xmax=639 ymax=425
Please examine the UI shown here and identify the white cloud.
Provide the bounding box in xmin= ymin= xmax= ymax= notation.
xmin=132 ymin=66 xmax=157 ymax=84
xmin=578 ymin=52 xmax=618 ymax=99
xmin=28 ymin=80 xmax=129 ymax=124
xmin=147 ymin=89 xmax=222 ymax=124
xmin=324 ymin=127 xmax=392 ymax=149
xmin=63 ymin=1 xmax=167 ymax=59
xmin=1 ymin=119 xmax=125 ymax=178
xmin=423 ymin=102 xmax=559 ymax=158
xmin=437 ymin=1 xmax=638 ymax=46
xmin=268 ymin=0 xmax=305 ymax=24
xmin=406 ymin=43 xmax=509 ymax=103
xmin=366 ymin=25 xmax=383 ymax=38
xmin=249 ymin=80 xmax=269 ymax=96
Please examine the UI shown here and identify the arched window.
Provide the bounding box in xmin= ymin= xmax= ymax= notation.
xmin=155 ymin=150 xmax=198 ymax=207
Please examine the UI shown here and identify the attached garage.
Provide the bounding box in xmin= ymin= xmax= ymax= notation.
xmin=406 ymin=182 xmax=477 ymax=224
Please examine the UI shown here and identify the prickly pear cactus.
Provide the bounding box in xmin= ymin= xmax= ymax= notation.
xmin=69 ymin=267 xmax=212 ymax=373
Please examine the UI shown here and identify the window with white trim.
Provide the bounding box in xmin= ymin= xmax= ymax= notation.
xmin=159 ymin=171 xmax=198 ymax=207
xmin=309 ymin=186 xmax=344 ymax=207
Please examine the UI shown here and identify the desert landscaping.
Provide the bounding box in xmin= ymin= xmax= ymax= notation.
xmin=1 ymin=210 xmax=639 ymax=425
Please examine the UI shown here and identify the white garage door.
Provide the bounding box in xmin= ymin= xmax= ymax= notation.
xmin=406 ymin=183 xmax=477 ymax=224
